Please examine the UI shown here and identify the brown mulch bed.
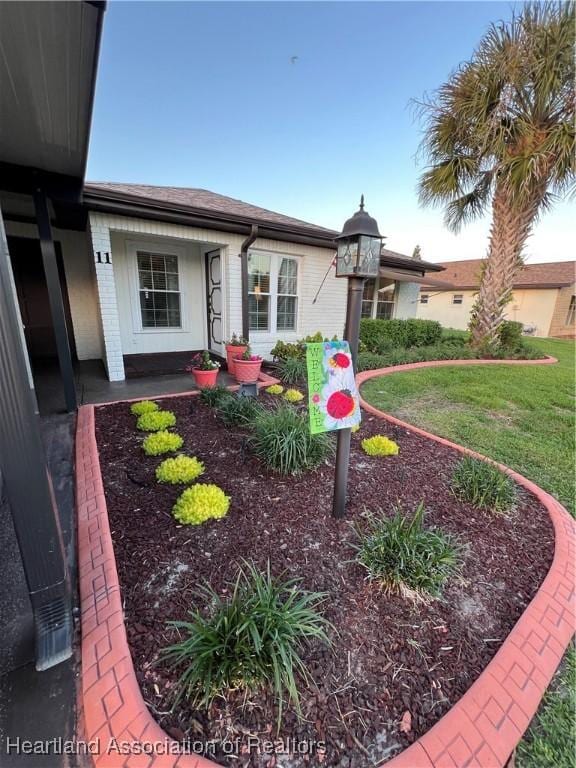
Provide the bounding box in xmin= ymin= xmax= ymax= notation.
xmin=94 ymin=394 xmax=554 ymax=767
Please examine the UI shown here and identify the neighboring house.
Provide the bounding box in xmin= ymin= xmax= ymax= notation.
xmin=417 ymin=259 xmax=576 ymax=338
xmin=2 ymin=182 xmax=444 ymax=385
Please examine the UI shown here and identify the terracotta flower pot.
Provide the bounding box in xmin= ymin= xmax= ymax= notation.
xmin=192 ymin=368 xmax=219 ymax=389
xmin=225 ymin=344 xmax=248 ymax=376
xmin=234 ymin=358 xmax=262 ymax=383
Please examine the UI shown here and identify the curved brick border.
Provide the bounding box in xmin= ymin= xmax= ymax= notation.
xmin=77 ymin=356 xmax=574 ymax=768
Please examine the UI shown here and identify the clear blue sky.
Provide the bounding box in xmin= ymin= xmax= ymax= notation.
xmin=87 ymin=1 xmax=573 ymax=263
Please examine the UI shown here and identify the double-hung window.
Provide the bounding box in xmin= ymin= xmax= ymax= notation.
xmin=248 ymin=252 xmax=298 ymax=333
xmin=137 ymin=251 xmax=181 ymax=328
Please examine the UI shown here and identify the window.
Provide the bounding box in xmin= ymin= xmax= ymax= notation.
xmin=248 ymin=252 xmax=271 ymax=331
xmin=566 ymin=295 xmax=576 ymax=326
xmin=376 ymin=288 xmax=395 ymax=319
xmin=420 ymin=294 xmax=429 ymax=304
xmin=361 ymin=279 xmax=376 ymax=318
xmin=452 ymin=294 xmax=464 ymax=305
xmin=248 ymin=252 xmax=298 ymax=333
xmin=137 ymin=251 xmax=181 ymax=328
xmin=277 ymin=257 xmax=298 ymax=331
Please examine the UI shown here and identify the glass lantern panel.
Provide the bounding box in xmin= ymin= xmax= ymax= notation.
xmin=336 ymin=240 xmax=358 ymax=277
xmin=358 ymin=236 xmax=381 ymax=277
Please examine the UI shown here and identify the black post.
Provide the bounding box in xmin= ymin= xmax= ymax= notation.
xmin=332 ymin=276 xmax=365 ymax=518
xmin=0 ymin=204 xmax=72 ymax=670
xmin=33 ymin=188 xmax=77 ymax=413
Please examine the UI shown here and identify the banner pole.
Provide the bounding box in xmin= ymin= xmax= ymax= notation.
xmin=332 ymin=276 xmax=364 ymax=518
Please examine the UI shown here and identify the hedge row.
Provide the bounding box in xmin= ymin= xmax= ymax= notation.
xmin=359 ymin=318 xmax=442 ymax=353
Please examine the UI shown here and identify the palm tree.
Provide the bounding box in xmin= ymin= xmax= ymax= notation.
xmin=416 ymin=2 xmax=575 ymax=350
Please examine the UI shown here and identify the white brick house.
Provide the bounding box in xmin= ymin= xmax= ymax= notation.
xmin=3 ymin=182 xmax=442 ymax=383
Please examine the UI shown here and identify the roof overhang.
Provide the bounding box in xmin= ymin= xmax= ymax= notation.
xmin=379 ymin=268 xmax=454 ymax=289
xmin=83 ymin=186 xmax=340 ymax=249
xmin=0 ymin=1 xmax=105 ymax=197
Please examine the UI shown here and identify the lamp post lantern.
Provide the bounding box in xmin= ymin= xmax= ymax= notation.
xmin=332 ymin=196 xmax=383 ymax=518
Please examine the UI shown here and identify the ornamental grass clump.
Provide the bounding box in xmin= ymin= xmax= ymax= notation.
xmin=198 ymin=385 xmax=232 ymax=407
xmin=215 ymin=393 xmax=263 ymax=427
xmin=156 ymin=455 xmax=205 ymax=485
xmin=130 ymin=400 xmax=159 ymax=417
xmin=137 ymin=410 xmax=177 ymax=432
xmin=265 ymin=384 xmax=284 ymax=395
xmin=283 ymin=388 xmax=304 ymax=403
xmin=451 ymin=456 xmax=516 ymax=514
xmin=354 ymin=502 xmax=461 ymax=602
xmin=161 ymin=561 xmax=331 ymax=726
xmin=143 ymin=431 xmax=183 ymax=456
xmin=362 ymin=435 xmax=400 ymax=456
xmin=276 ymin=357 xmax=307 ymax=386
xmin=172 ymin=483 xmax=230 ymax=525
xmin=249 ymin=404 xmax=334 ymax=475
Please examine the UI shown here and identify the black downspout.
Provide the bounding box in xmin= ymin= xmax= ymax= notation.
xmin=0 ymin=203 xmax=72 ymax=670
xmin=240 ymin=224 xmax=258 ymax=342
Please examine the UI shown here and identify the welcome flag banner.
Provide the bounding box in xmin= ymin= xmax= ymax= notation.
xmin=306 ymin=341 xmax=361 ymax=435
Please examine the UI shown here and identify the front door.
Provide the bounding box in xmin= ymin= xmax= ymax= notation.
xmin=205 ymin=249 xmax=223 ymax=355
xmin=8 ymin=236 xmax=76 ymax=361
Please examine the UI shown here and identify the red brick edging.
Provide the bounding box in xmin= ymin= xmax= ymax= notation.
xmin=76 ymin=356 xmax=574 ymax=767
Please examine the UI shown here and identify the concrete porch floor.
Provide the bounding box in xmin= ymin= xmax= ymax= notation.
xmin=33 ymin=359 xmax=237 ymax=416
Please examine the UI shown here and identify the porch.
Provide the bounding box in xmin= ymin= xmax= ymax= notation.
xmin=32 ymin=358 xmax=238 ymax=416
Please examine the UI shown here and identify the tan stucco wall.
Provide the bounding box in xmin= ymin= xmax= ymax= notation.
xmin=416 ymin=286 xmax=562 ymax=337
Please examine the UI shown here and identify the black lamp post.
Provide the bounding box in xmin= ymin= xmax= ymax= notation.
xmin=332 ymin=196 xmax=383 ymax=518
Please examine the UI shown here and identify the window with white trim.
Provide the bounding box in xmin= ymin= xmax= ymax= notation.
xmin=452 ymin=294 xmax=464 ymax=305
xmin=137 ymin=251 xmax=181 ymax=328
xmin=248 ymin=252 xmax=298 ymax=333
xmin=361 ymin=279 xmax=376 ymax=318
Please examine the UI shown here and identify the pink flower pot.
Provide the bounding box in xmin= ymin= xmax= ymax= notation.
xmin=225 ymin=344 xmax=248 ymax=376
xmin=234 ymin=358 xmax=262 ymax=383
xmin=192 ymin=368 xmax=219 ymax=389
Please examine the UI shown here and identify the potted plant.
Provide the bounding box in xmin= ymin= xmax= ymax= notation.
xmin=234 ymin=347 xmax=263 ymax=383
xmin=186 ymin=351 xmax=220 ymax=389
xmin=225 ymin=333 xmax=248 ymax=376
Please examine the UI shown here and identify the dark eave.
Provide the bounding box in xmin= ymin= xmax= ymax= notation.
xmin=82 ymin=187 xmax=339 ymax=250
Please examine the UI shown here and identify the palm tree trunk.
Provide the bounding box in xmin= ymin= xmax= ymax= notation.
xmin=470 ymin=182 xmax=538 ymax=350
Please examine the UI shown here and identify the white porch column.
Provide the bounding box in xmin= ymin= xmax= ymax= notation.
xmin=88 ymin=214 xmax=125 ymax=381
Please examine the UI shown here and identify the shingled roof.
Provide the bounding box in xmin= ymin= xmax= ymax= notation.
xmin=84 ymin=182 xmax=338 ymax=237
xmin=421 ymin=259 xmax=575 ymax=290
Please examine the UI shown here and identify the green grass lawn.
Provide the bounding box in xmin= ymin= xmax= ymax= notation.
xmin=360 ymin=336 xmax=575 ymax=767
xmin=360 ymin=337 xmax=575 ymax=515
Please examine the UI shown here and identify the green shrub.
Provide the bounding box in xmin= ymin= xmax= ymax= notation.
xmin=172 ymin=483 xmax=230 ymax=525
xmin=356 ymin=352 xmax=390 ymax=371
xmin=156 ymin=455 xmax=205 ymax=484
xmin=276 ymin=357 xmax=308 ymax=385
xmin=354 ymin=502 xmax=461 ymax=600
xmin=198 ymin=385 xmax=232 ymax=407
xmin=283 ymin=388 xmax=304 ymax=403
xmin=161 ymin=561 xmax=331 ymax=725
xmin=143 ymin=431 xmax=184 ymax=456
xmin=270 ymin=331 xmax=338 ymax=361
xmin=130 ymin=400 xmax=159 ymax=416
xmin=137 ymin=410 xmax=177 ymax=432
xmin=215 ymin=394 xmax=263 ymax=427
xmin=451 ymin=456 xmax=516 ymax=513
xmin=265 ymin=384 xmax=284 ymax=395
xmin=359 ymin=318 xmax=442 ymax=352
xmin=499 ymin=320 xmax=523 ymax=349
xmin=249 ymin=404 xmax=334 ymax=474
xmin=361 ymin=435 xmax=399 ymax=456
